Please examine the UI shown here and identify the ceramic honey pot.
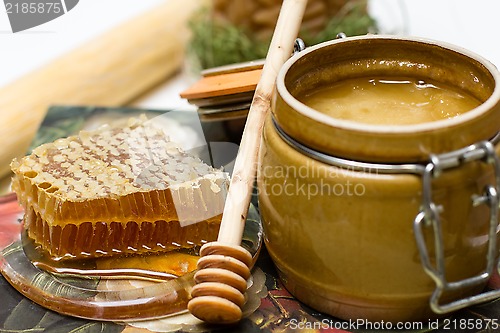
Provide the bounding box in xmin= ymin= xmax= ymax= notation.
xmin=258 ymin=35 xmax=500 ymax=322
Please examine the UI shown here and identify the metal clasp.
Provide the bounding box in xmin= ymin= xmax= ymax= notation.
xmin=293 ymin=38 xmax=306 ymax=54
xmin=414 ymin=141 xmax=500 ymax=314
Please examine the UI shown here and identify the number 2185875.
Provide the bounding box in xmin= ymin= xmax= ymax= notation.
xmin=5 ymin=2 xmax=62 ymax=14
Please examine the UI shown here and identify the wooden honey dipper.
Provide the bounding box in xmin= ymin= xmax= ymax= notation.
xmin=187 ymin=0 xmax=308 ymax=324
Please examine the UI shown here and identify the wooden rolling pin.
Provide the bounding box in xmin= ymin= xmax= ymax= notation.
xmin=0 ymin=0 xmax=204 ymax=179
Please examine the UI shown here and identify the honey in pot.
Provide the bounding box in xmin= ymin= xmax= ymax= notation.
xmin=298 ymin=77 xmax=482 ymax=125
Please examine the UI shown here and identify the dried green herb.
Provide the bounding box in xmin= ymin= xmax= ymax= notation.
xmin=188 ymin=8 xmax=268 ymax=70
xmin=306 ymin=1 xmax=377 ymax=44
xmin=188 ymin=2 xmax=377 ymax=70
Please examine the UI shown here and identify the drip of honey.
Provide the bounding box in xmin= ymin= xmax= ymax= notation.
xmin=298 ymin=77 xmax=482 ymax=125
xmin=22 ymin=231 xmax=199 ymax=281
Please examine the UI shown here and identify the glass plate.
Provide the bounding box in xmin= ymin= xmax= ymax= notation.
xmin=0 ymin=199 xmax=262 ymax=321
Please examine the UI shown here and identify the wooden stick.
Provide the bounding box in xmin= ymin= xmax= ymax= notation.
xmin=188 ymin=0 xmax=307 ymax=324
xmin=218 ymin=0 xmax=308 ymax=245
xmin=0 ymin=0 xmax=204 ymax=179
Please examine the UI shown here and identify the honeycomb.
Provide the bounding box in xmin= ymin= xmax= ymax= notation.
xmin=11 ymin=117 xmax=229 ymax=260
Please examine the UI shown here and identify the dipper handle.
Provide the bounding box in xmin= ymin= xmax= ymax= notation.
xmin=188 ymin=0 xmax=308 ymax=324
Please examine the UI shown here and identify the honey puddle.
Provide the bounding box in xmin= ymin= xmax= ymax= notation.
xmin=299 ymin=77 xmax=482 ymax=125
xmin=22 ymin=231 xmax=199 ymax=281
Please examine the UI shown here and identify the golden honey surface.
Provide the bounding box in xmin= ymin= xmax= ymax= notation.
xmin=298 ymin=77 xmax=482 ymax=125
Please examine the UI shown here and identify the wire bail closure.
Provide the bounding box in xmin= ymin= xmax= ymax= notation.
xmin=414 ymin=140 xmax=500 ymax=314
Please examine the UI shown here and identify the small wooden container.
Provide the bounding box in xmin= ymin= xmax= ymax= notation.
xmin=258 ymin=35 xmax=500 ymax=322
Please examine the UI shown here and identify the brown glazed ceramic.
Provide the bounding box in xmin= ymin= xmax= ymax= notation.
xmin=258 ymin=35 xmax=500 ymax=322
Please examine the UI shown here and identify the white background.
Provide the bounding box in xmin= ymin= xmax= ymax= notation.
xmin=0 ymin=0 xmax=500 ymax=109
